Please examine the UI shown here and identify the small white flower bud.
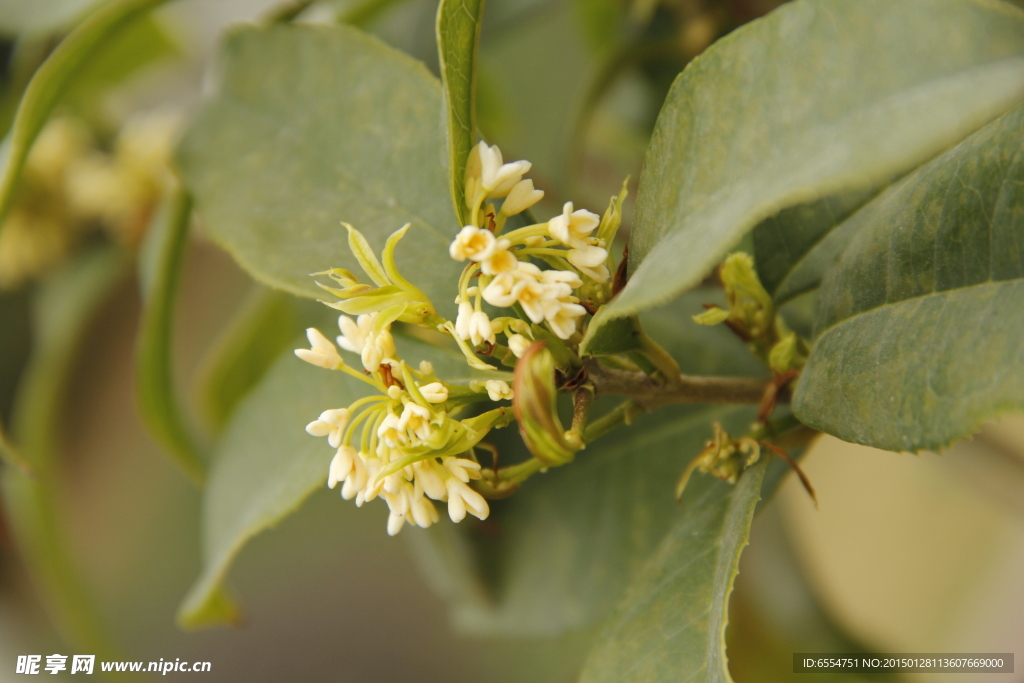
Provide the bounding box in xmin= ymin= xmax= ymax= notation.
xmin=419 ymin=382 xmax=448 ymax=403
xmin=387 ymin=512 xmax=406 ymax=536
xmin=469 ymin=310 xmax=496 ymax=346
xmin=295 ymin=328 xmax=342 ymax=369
xmin=455 ymin=301 xmax=474 ymax=340
xmin=378 ymin=413 xmax=403 ymax=447
xmin=568 ymin=243 xmax=609 ymax=268
xmin=485 ymin=380 xmax=514 ymax=402
xmin=328 ymin=446 xmax=357 ymax=488
xmin=507 ymin=334 xmax=532 ymax=358
xmin=445 ymin=479 xmax=490 ymax=522
xmin=500 ymin=179 xmax=544 ymax=216
xmin=415 ymin=461 xmax=447 ymax=500
xmin=445 ymin=457 xmax=482 ymax=483
xmin=306 ymin=408 xmax=349 ymax=448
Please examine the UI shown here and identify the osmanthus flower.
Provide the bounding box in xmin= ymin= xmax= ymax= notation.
xmin=297 ymin=140 xmax=636 ymax=535
xmin=296 ymin=306 xmax=515 ymax=534
xmin=547 ymin=202 xmax=610 ymax=283
xmin=337 ymin=312 xmax=397 ymax=372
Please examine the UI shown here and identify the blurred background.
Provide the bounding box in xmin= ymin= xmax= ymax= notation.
xmin=0 ymin=0 xmax=1021 ymax=680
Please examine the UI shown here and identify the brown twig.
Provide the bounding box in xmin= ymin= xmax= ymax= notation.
xmin=586 ymin=360 xmax=772 ymax=409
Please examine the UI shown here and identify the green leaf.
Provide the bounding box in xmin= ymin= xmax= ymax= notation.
xmin=752 ymin=189 xmax=878 ymax=303
xmin=591 ymin=0 xmax=1024 ymax=342
xmin=794 ymin=101 xmax=1024 ymax=452
xmin=178 ymin=332 xmax=503 ymax=627
xmin=136 ymin=185 xmax=207 ymax=485
xmin=0 ymin=0 xmax=171 ymax=228
xmin=196 ymin=287 xmax=298 ymax=433
xmin=578 ymin=314 xmax=643 ymax=357
xmin=61 ymin=14 xmax=179 ymax=114
xmin=0 ymin=418 xmax=31 ymax=474
xmin=579 ymin=459 xmax=767 ymax=683
xmin=0 ymin=0 xmax=102 ymax=35
xmin=437 ymin=0 xmax=485 ymax=225
xmin=2 ymin=247 xmax=127 ymax=659
xmin=177 ymin=24 xmax=464 ymax=316
xmin=437 ymin=404 xmax=761 ymax=637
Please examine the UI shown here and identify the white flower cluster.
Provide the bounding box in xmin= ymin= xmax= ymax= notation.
xmin=449 ymin=142 xmax=610 ymax=349
xmin=296 ymin=310 xmax=504 ymax=535
xmin=309 ymin=395 xmax=489 ymax=537
xmin=298 ymin=141 xmax=627 ymax=536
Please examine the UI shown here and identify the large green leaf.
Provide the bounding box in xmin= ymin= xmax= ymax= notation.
xmin=410 ymin=291 xmax=768 ymax=636
xmin=752 ymin=190 xmax=879 ymax=303
xmin=179 ymin=330 xmax=505 ymax=627
xmin=418 ymin=403 xmax=760 ymax=636
xmin=589 ymin=0 xmax=1024 ymax=344
xmin=437 ymin=0 xmax=485 ymax=225
xmin=177 ymin=24 xmax=463 ymax=314
xmin=794 ymin=101 xmax=1024 ymax=452
xmin=579 ymin=459 xmax=767 ymax=683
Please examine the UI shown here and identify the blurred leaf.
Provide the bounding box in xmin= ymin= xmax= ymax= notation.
xmin=177 ymin=24 xmax=463 ymax=316
xmin=571 ymin=0 xmax=622 ymax=54
xmin=0 ymin=0 xmax=102 ymax=36
xmin=436 ymin=0 xmax=484 ymax=225
xmin=179 ymin=332 xmax=504 ymax=627
xmin=590 ymin=0 xmax=1024 ymax=345
xmin=478 ymin=0 xmax=595 ymax=198
xmin=0 ymin=418 xmax=31 ymax=474
xmin=62 ymin=14 xmax=179 ymax=114
xmin=136 ymin=185 xmax=207 ymax=485
xmin=795 ymin=101 xmax=1024 ymax=452
xmin=196 ymin=287 xmax=297 ymax=433
xmin=411 ymin=291 xmax=767 ymax=636
xmin=0 ymin=0 xmax=171 ymax=228
xmin=2 ymin=247 xmax=126 ymax=658
xmin=0 ymin=288 xmax=31 ymax=420
xmin=11 ymin=248 xmax=126 ymax=464
xmin=579 ymin=458 xmax=767 ymax=683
